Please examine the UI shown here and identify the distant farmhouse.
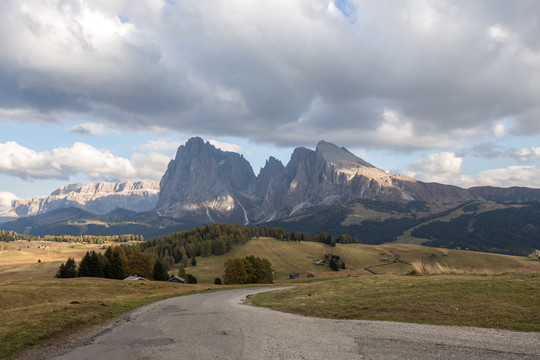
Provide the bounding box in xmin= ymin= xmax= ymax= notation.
xmin=168 ymin=276 xmax=186 ymax=284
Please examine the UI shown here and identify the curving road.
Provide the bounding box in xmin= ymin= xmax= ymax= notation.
xmin=53 ymin=287 xmax=540 ymax=360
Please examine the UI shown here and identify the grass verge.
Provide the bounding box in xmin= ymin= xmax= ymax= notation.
xmin=251 ymin=273 xmax=540 ymax=332
xmin=0 ymin=278 xmax=221 ymax=359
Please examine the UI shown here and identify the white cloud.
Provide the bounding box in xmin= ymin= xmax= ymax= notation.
xmin=509 ymin=147 xmax=540 ymax=163
xmin=0 ymin=192 xmax=18 ymax=215
xmin=493 ymin=122 xmax=507 ymax=138
xmin=408 ymin=152 xmax=463 ymax=183
xmin=1 ymin=0 xmax=540 ymax=150
xmin=208 ymin=140 xmax=242 ymax=153
xmin=488 ymin=25 xmax=509 ymax=43
xmin=0 ymin=141 xmax=168 ymax=181
xmin=457 ymin=166 xmax=540 ymax=189
xmin=130 ymin=152 xmax=171 ymax=179
xmin=142 ymin=138 xmax=184 ymax=152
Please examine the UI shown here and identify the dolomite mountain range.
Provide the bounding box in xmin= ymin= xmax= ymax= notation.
xmin=3 ymin=137 xmax=540 ymax=225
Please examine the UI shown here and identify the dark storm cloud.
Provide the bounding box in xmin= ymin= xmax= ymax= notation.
xmin=1 ymin=0 xmax=540 ymax=150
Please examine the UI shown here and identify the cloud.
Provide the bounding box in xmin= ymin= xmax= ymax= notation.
xmin=407 ymin=152 xmax=463 ymax=183
xmin=208 ymin=140 xmax=242 ymax=153
xmin=70 ymin=122 xmax=109 ymax=136
xmin=509 ymin=147 xmax=540 ymax=163
xmin=0 ymin=141 xmax=168 ymax=181
xmin=469 ymin=144 xmax=540 ymax=163
xmin=457 ymin=166 xmax=540 ymax=189
xmin=141 ymin=138 xmax=184 ymax=152
xmin=1 ymin=1 xmax=540 ymax=149
xmin=130 ymin=152 xmax=171 ymax=179
xmin=407 ymin=151 xmax=540 ymax=189
xmin=0 ymin=192 xmax=18 ymax=215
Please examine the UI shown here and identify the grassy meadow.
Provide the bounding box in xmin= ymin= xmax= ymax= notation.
xmin=0 ymin=240 xmax=108 ymax=281
xmin=0 ymin=278 xmax=220 ymax=358
xmin=1 ymin=236 xmax=539 ymax=358
xmin=251 ymin=274 xmax=540 ymax=332
xmin=186 ymin=237 xmax=540 ymax=282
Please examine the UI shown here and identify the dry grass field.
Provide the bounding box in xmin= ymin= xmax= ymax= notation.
xmin=251 ymin=273 xmax=540 ymax=332
xmin=0 ymin=240 xmax=107 ymax=281
xmin=187 ymin=238 xmax=540 ymax=282
xmin=1 ymin=237 xmax=539 ymax=358
xmin=0 ymin=278 xmax=219 ymax=358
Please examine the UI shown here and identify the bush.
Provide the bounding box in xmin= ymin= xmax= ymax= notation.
xmin=214 ymin=277 xmax=222 ymax=285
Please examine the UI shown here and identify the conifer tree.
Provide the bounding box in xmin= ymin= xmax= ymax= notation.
xmin=177 ymin=264 xmax=187 ymax=278
xmin=180 ymin=247 xmax=189 ymax=267
xmin=55 ymin=263 xmax=67 ymax=278
xmin=152 ymin=259 xmax=169 ymax=281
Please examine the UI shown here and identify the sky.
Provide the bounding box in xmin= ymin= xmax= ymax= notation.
xmin=1 ymin=0 xmax=540 ymax=213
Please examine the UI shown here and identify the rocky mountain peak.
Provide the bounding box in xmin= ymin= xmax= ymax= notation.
xmin=156 ymin=137 xmax=255 ymax=223
xmin=5 ymin=181 xmax=159 ymax=217
xmin=315 ymin=140 xmax=375 ymax=168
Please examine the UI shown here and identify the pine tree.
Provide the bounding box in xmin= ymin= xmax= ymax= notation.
xmin=106 ymin=246 xmax=130 ymax=279
xmin=77 ymin=252 xmax=89 ymax=277
xmin=177 ymin=264 xmax=187 ymax=278
xmin=180 ymin=247 xmax=189 ymax=267
xmin=191 ymin=257 xmax=197 ymax=266
xmin=214 ymin=277 xmax=222 ymax=285
xmin=152 ymin=259 xmax=169 ymax=281
xmin=186 ymin=273 xmax=197 ymax=284
xmin=64 ymin=257 xmax=77 ymax=278
xmin=55 ymin=263 xmax=67 ymax=278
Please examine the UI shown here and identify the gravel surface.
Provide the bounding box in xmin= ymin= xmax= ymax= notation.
xmin=16 ymin=287 xmax=540 ymax=360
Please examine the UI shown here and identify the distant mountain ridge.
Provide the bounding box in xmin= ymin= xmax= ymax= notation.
xmin=4 ymin=181 xmax=160 ymax=217
xmin=2 ymin=137 xmax=540 ymax=255
xmin=155 ymin=137 xmax=540 ymax=224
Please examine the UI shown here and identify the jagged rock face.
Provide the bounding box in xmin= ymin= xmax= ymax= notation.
xmin=257 ymin=141 xmax=421 ymax=221
xmin=155 ymin=137 xmax=256 ymax=223
xmin=15 ymin=138 xmax=540 ymax=226
xmin=156 ymin=138 xmax=483 ymax=224
xmin=4 ymin=181 xmax=160 ymax=217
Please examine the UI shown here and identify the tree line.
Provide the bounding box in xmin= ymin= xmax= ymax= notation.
xmin=0 ymin=230 xmax=39 ymax=242
xmin=56 ymin=246 xmax=154 ymax=279
xmin=0 ymin=230 xmax=143 ymax=244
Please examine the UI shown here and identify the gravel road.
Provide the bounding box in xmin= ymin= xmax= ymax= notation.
xmin=50 ymin=287 xmax=540 ymax=360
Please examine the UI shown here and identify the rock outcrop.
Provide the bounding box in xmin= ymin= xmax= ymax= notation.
xmin=4 ymin=181 xmax=159 ymax=217
xmin=155 ymin=137 xmax=256 ymax=224
xmin=157 ymin=138 xmax=540 ymax=225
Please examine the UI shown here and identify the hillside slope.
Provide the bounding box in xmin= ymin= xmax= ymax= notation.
xmin=185 ymin=238 xmax=540 ymax=283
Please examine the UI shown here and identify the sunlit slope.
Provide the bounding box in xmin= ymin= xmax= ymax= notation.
xmin=187 ymin=238 xmax=540 ymax=283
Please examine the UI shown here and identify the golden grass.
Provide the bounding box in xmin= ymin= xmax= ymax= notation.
xmin=186 ymin=238 xmax=540 ymax=283
xmin=251 ymin=273 xmax=540 ymax=332
xmin=408 ymin=261 xmax=466 ymax=275
xmin=0 ymin=278 xmax=221 ymax=359
xmin=0 ymin=240 xmax=104 ymax=265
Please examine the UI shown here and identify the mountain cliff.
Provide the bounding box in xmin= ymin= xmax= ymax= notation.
xmin=4 ymin=181 xmax=160 ymax=217
xmin=155 ymin=137 xmax=256 ymax=224
xmin=5 ymin=137 xmax=540 ymax=234
xmin=156 ymin=138 xmax=489 ymax=224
